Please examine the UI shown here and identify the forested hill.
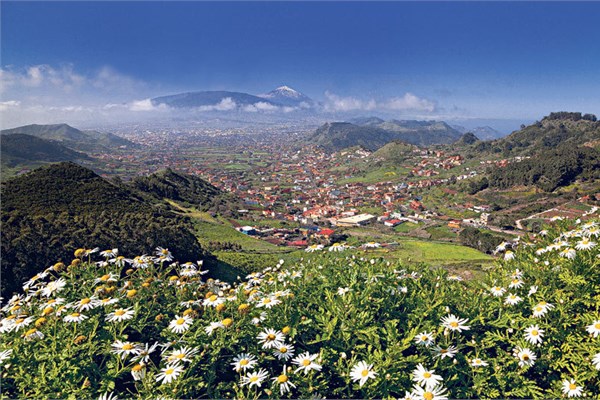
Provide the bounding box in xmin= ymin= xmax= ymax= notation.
xmin=0 ymin=162 xmax=209 ymax=299
xmin=131 ymin=169 xmax=241 ymax=217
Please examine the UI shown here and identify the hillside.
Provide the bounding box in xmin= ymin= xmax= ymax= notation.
xmin=0 ymin=133 xmax=90 ymax=169
xmin=309 ymin=122 xmax=401 ymax=152
xmin=1 ymin=219 xmax=598 ymax=399
xmin=0 ymin=123 xmax=139 ymax=152
xmin=259 ymin=85 xmax=314 ymax=107
xmin=0 ymin=162 xmax=210 ymax=299
xmin=472 ymin=113 xmax=600 ymax=157
xmin=371 ymin=140 xmax=417 ymax=163
xmin=358 ymin=119 xmax=463 ymax=146
xmin=131 ymin=169 xmax=241 ymax=216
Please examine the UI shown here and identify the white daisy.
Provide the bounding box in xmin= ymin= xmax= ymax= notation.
xmin=350 ymin=360 xmax=377 ymax=387
xmin=562 ymin=379 xmax=583 ymax=398
xmin=241 ymin=368 xmax=269 ymax=388
xmin=508 ymin=278 xmax=524 ymax=289
xmin=155 ymin=363 xmax=184 ymax=385
xmin=131 ymin=363 xmax=146 ymax=381
xmin=414 ymin=332 xmax=435 ymax=347
xmin=412 ymin=363 xmax=443 ymax=389
xmin=575 ymin=238 xmax=596 ymax=250
xmin=0 ymin=349 xmax=12 ymax=365
xmin=292 ymin=352 xmax=322 ymax=374
xmin=42 ymin=278 xmax=67 ymax=297
xmin=134 ymin=342 xmax=159 ymax=363
xmin=256 ymin=296 xmax=281 ymax=309
xmin=257 ymin=328 xmax=285 ymax=349
xmin=559 ymin=248 xmax=576 ymax=259
xmin=203 ymin=294 xmax=225 ymax=308
xmin=440 ymin=314 xmax=470 ymax=332
xmin=63 ymin=312 xmax=88 ymax=323
xmin=106 ymin=307 xmax=135 ymax=323
xmin=273 ymin=343 xmax=295 ymax=361
xmin=470 ymin=358 xmax=488 ymax=367
xmin=231 ymin=353 xmax=258 ymax=372
xmin=337 ymin=287 xmax=351 ymax=296
xmin=432 ymin=345 xmax=458 ymax=359
xmin=532 ymin=301 xmax=554 ymax=318
xmin=168 ymin=315 xmax=193 ymax=334
xmin=489 ymin=286 xmax=506 ymax=297
xmin=524 ymin=325 xmax=544 ymax=345
xmin=166 ymin=346 xmax=198 ymax=364
xmin=504 ymin=293 xmax=522 ymax=306
xmin=592 ymin=352 xmax=600 ymax=370
xmin=527 ymin=285 xmax=538 ymax=297
xmin=111 ymin=340 xmax=141 ymax=360
xmin=514 ymin=347 xmax=536 ymax=367
xmin=305 ymin=244 xmax=324 ymax=252
xmin=411 ymin=384 xmax=448 ymax=400
xmin=271 ymin=366 xmax=297 ymax=395
xmin=204 ymin=321 xmax=224 ymax=336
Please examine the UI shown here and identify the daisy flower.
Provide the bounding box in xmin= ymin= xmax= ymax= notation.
xmin=257 ymin=328 xmax=285 ymax=349
xmin=256 ymin=296 xmax=281 ymax=309
xmin=527 ymin=285 xmax=538 ymax=297
xmin=98 ymin=392 xmax=118 ymax=400
xmin=156 ymin=363 xmax=184 ymax=385
xmin=168 ymin=315 xmax=193 ymax=334
xmin=504 ymin=293 xmax=522 ymax=306
xmin=532 ymin=301 xmax=554 ymax=318
xmin=231 ymin=353 xmax=258 ymax=372
xmin=273 ymin=343 xmax=295 ymax=361
xmin=135 ymin=342 xmax=159 ymax=363
xmin=337 ymin=287 xmax=351 ymax=296
xmin=412 ymin=364 xmax=443 ymax=389
xmin=292 ymin=352 xmax=322 ymax=374
xmin=94 ymin=273 xmax=119 ymax=285
xmin=489 ymin=286 xmax=506 ymax=297
xmin=106 ymin=307 xmax=135 ymax=323
xmin=100 ymin=248 xmax=119 ymax=258
xmin=514 ymin=347 xmax=536 ymax=367
xmin=328 ymin=243 xmax=347 ymax=252
xmin=155 ymin=247 xmax=173 ymax=262
xmin=203 ymin=294 xmax=225 ymax=308
xmin=10 ymin=316 xmax=34 ymax=332
xmin=585 ymin=320 xmax=600 ymax=338
xmin=350 ymin=361 xmax=377 ymax=387
xmin=63 ymin=312 xmax=88 ymax=323
xmin=305 ymin=244 xmax=324 ymax=252
xmin=131 ymin=363 xmax=146 ymax=381
xmin=166 ymin=346 xmax=198 ymax=364
xmin=432 ymin=345 xmax=458 ymax=359
xmin=99 ymin=297 xmax=119 ymax=307
xmin=241 ymin=368 xmax=269 ymax=388
xmin=504 ymin=250 xmax=515 ymax=261
xmin=23 ymin=328 xmax=44 ymax=341
xmin=205 ymin=321 xmax=224 ymax=336
xmin=411 ymin=384 xmax=448 ymax=400
xmin=364 ymin=242 xmax=381 ymax=249
xmin=272 ymin=366 xmax=297 ymax=395
xmin=575 ymin=238 xmax=596 ymax=250
xmin=559 ymin=248 xmax=577 ymax=259
xmin=592 ymin=352 xmax=600 ymax=370
xmin=508 ymin=278 xmax=524 ymax=289
xmin=0 ymin=349 xmax=12 ymax=365
xmin=111 ymin=340 xmax=141 ymax=360
xmin=470 ymin=358 xmax=488 ymax=367
xmin=440 ymin=314 xmax=470 ymax=332
xmin=524 ymin=325 xmax=544 ymax=345
xmin=42 ymin=278 xmax=67 ymax=297
xmin=414 ymin=332 xmax=435 ymax=347
xmin=562 ymin=379 xmax=583 ymax=398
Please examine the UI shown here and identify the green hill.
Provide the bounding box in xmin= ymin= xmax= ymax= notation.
xmin=0 ymin=162 xmax=210 ymax=299
xmin=371 ymin=140 xmax=416 ymax=163
xmin=1 ymin=133 xmax=90 ymax=170
xmin=1 ymin=123 xmax=139 ymax=152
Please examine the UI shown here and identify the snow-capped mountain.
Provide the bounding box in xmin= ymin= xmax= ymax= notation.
xmin=259 ymin=86 xmax=314 ymax=107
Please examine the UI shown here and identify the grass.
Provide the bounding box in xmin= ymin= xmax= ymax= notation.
xmin=194 ymin=220 xmax=291 ymax=253
xmin=393 ymin=222 xmax=418 ymax=233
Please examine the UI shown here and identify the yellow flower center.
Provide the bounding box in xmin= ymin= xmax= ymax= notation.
xmin=263 ymin=298 xmax=271 ymax=304
xmin=240 ymin=359 xmax=249 ymax=366
xmin=267 ymin=333 xmax=276 ymax=340
xmin=531 ymin=330 xmax=538 ymax=336
xmin=132 ymin=364 xmax=143 ymax=372
xmin=421 ymin=335 xmax=428 ymax=341
xmin=209 ymin=295 xmax=218 ymax=302
xmin=165 ymin=368 xmax=174 ymax=375
xmin=535 ymin=306 xmax=543 ymax=312
xmin=222 ymin=318 xmax=233 ymax=327
xmin=15 ymin=318 xmax=25 ymax=324
xmin=595 ymin=323 xmax=600 ymax=330
xmin=450 ymin=321 xmax=459 ymax=328
xmin=280 ymin=347 xmax=287 ymax=353
xmin=302 ymin=359 xmax=311 ymax=366
xmin=25 ymin=328 xmax=38 ymax=336
xmin=423 ymin=392 xmax=434 ymax=400
xmin=250 ymin=376 xmax=259 ymax=382
xmin=176 ymin=354 xmax=185 ymax=359
xmin=423 ymin=372 xmax=432 ymax=379
xmin=126 ymin=289 xmax=137 ymax=298
xmin=71 ymin=313 xmax=80 ymax=318
xmin=176 ymin=318 xmax=185 ymax=325
xmin=81 ymin=298 xmax=91 ymax=305
xmin=569 ymin=383 xmax=577 ymax=390
xmin=122 ymin=344 xmax=134 ymax=351
xmin=277 ymin=374 xmax=288 ymax=383
xmin=440 ymin=349 xmax=448 ymax=354
xmin=361 ymin=369 xmax=369 ymax=377
xmin=115 ymin=310 xmax=126 ymax=316
xmin=522 ymin=354 xmax=529 ymax=361
xmin=100 ymin=274 xmax=110 ymax=281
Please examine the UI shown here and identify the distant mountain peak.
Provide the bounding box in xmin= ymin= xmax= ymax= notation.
xmin=260 ymin=86 xmax=313 ymax=107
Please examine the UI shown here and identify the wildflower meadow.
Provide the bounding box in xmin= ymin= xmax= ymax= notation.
xmin=1 ymin=220 xmax=599 ymax=399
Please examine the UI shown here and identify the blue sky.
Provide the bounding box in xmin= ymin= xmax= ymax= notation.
xmin=1 ymin=1 xmax=599 ymax=128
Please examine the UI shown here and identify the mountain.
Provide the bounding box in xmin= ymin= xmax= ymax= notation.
xmin=472 ymin=112 xmax=600 ymax=156
xmin=454 ymin=132 xmax=480 ymax=146
xmin=152 ymin=91 xmax=281 ymax=109
xmin=311 ymin=118 xmax=464 ymax=152
xmin=0 ymin=123 xmax=139 ymax=152
xmin=1 ymin=134 xmax=90 ymax=170
xmin=309 ymin=122 xmax=399 ymax=152
xmin=452 ymin=125 xmax=503 ymax=140
xmin=0 ymin=162 xmax=211 ymax=299
xmin=258 ymin=85 xmax=314 ymax=107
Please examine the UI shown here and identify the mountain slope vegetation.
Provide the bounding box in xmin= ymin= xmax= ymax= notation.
xmin=0 ymin=133 xmax=90 ymax=169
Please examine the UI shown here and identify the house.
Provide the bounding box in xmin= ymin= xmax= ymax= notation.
xmin=335 ymin=214 xmax=376 ymax=227
xmin=384 ymin=219 xmax=403 ymax=227
xmin=448 ymin=220 xmax=461 ymax=229
xmin=239 ymin=226 xmax=257 ymax=235
xmin=318 ymin=228 xmax=335 ymax=238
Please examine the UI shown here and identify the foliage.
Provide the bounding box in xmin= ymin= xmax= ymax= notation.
xmin=0 ymin=163 xmax=210 ymax=299
xmin=459 ymin=227 xmax=504 ymax=254
xmin=2 ymin=219 xmax=598 ymax=399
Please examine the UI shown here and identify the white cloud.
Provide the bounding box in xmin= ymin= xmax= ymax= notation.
xmin=196 ymin=97 xmax=238 ymax=112
xmin=242 ymin=101 xmax=280 ymax=113
xmin=128 ymin=98 xmax=168 ymax=112
xmin=323 ymin=91 xmax=436 ymax=113
xmin=0 ymin=100 xmax=21 ymax=111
